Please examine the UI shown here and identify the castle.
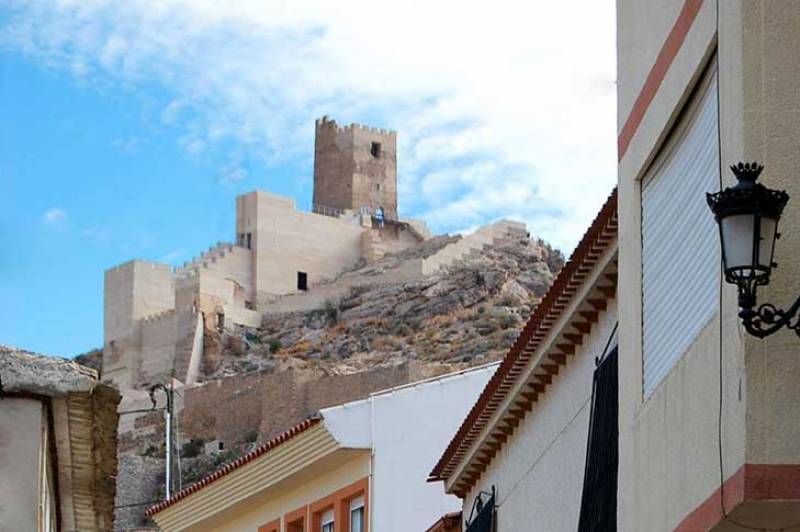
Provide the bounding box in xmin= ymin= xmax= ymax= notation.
xmin=103 ymin=117 xmax=526 ymax=390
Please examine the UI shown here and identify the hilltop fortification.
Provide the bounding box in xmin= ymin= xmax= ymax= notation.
xmin=104 ymin=118 xmax=429 ymax=390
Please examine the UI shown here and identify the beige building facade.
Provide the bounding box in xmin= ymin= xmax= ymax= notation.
xmin=617 ymin=0 xmax=800 ymax=529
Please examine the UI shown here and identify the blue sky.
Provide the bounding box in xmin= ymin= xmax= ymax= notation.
xmin=0 ymin=0 xmax=616 ymax=356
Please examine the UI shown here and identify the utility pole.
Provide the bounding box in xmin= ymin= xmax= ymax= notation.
xmin=149 ymin=383 xmax=175 ymax=500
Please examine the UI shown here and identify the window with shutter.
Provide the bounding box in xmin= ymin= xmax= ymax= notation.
xmin=641 ymin=67 xmax=720 ymax=398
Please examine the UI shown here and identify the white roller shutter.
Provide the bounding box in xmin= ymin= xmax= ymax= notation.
xmin=642 ymin=71 xmax=720 ymax=398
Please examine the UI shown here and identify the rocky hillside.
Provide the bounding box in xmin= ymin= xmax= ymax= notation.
xmin=204 ymin=232 xmax=564 ymax=380
xmin=113 ymin=230 xmax=563 ymax=530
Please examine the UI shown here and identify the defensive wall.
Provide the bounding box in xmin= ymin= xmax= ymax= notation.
xmin=117 ymin=361 xmax=429 ymax=454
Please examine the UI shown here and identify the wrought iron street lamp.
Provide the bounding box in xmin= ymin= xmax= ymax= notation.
xmin=706 ymin=162 xmax=794 ymax=338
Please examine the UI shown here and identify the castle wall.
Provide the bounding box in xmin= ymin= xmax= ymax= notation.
xmin=351 ymin=124 xmax=397 ymax=218
xmin=138 ymin=310 xmax=177 ymax=385
xmin=377 ymin=223 xmax=423 ymax=256
xmin=313 ymin=118 xmax=356 ymax=213
xmin=103 ymin=261 xmax=175 ymax=388
xmin=198 ymin=246 xmax=253 ymax=299
xmin=237 ymin=190 xmax=366 ymax=305
xmin=104 ymin=260 xmax=174 ymax=342
xmin=176 ymin=271 xmax=260 ymax=331
xmin=177 ymin=363 xmax=416 ymax=447
xmin=258 ymin=258 xmax=424 ymax=315
xmin=173 ymin=309 xmax=201 ymax=383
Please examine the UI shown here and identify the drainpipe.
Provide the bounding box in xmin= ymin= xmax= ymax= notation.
xmin=369 ymin=393 xmax=375 ymax=532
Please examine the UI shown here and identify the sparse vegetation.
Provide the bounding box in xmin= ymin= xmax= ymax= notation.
xmin=267 ymin=338 xmax=282 ymax=354
xmin=180 ymin=438 xmax=205 ymax=459
xmin=211 ymin=234 xmax=561 ymax=377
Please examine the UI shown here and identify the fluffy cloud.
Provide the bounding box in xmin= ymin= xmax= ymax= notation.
xmin=2 ymin=0 xmax=616 ymax=251
xmin=42 ymin=207 xmax=67 ymax=225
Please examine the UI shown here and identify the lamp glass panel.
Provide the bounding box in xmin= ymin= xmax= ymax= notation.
xmin=721 ymin=214 xmax=756 ymax=273
xmin=757 ymin=216 xmax=777 ymax=269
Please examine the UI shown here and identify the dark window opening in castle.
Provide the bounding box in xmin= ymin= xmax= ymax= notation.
xmin=297 ymin=271 xmax=308 ymax=291
xmin=216 ymin=312 xmax=225 ymax=331
xmin=246 ymin=233 xmax=252 ymax=250
xmin=371 ymin=141 xmax=381 ymax=158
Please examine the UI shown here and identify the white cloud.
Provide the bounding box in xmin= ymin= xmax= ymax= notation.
xmin=81 ymin=225 xmax=111 ymax=243
xmin=160 ymin=249 xmax=183 ymax=263
xmin=43 ymin=207 xmax=67 ymax=225
xmin=111 ymin=136 xmax=145 ymax=154
xmin=2 ymin=0 xmax=617 ymax=252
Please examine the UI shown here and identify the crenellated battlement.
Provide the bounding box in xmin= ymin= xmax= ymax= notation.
xmin=139 ymin=308 xmax=176 ymax=326
xmin=177 ymin=242 xmax=235 ymax=273
xmin=315 ymin=115 xmax=396 ymax=137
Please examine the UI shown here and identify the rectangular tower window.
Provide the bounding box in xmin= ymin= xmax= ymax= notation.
xmin=297 ymin=271 xmax=308 ymax=291
xmin=370 ymin=142 xmax=381 ymax=158
xmin=246 ymin=233 xmax=252 ymax=250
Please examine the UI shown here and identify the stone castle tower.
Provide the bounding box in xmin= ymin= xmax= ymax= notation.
xmin=313 ymin=116 xmax=398 ymax=219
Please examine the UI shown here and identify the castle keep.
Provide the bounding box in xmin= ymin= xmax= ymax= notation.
xmin=103 ymin=117 xmax=526 ymax=390
xmin=313 ymin=116 xmax=398 ymax=219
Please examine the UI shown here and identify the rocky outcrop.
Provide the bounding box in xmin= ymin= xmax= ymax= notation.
xmin=206 ymin=234 xmax=563 ymax=378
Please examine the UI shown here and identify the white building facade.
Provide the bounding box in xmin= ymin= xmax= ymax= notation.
xmin=430 ymin=192 xmax=618 ymax=531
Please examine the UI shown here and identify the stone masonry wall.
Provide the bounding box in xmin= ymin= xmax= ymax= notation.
xmin=178 ymin=362 xmax=417 ymax=446
xmin=114 ymin=454 xmax=164 ymax=531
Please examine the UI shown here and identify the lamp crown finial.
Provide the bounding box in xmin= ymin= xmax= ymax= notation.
xmin=730 ymin=161 xmax=764 ymax=183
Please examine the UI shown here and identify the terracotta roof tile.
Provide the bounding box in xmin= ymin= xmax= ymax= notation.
xmin=146 ymin=415 xmax=322 ymax=517
xmin=428 ymin=188 xmax=617 ymax=487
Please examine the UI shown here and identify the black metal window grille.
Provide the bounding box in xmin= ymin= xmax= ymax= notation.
xmin=466 ymin=488 xmax=495 ymax=532
xmin=578 ymin=345 xmax=619 ymax=532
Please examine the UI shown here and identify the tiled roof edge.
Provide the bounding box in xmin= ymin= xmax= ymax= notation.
xmin=146 ymin=415 xmax=323 ymax=517
xmin=427 ymin=187 xmax=618 ymax=485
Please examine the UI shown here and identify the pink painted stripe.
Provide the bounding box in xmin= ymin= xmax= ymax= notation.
xmin=618 ymin=0 xmax=705 ymax=160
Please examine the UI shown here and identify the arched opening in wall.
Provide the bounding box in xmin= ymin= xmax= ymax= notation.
xmin=216 ymin=312 xmax=225 ymax=332
xmin=370 ymin=142 xmax=381 ymax=158
xmin=375 ymin=206 xmax=385 ymax=228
